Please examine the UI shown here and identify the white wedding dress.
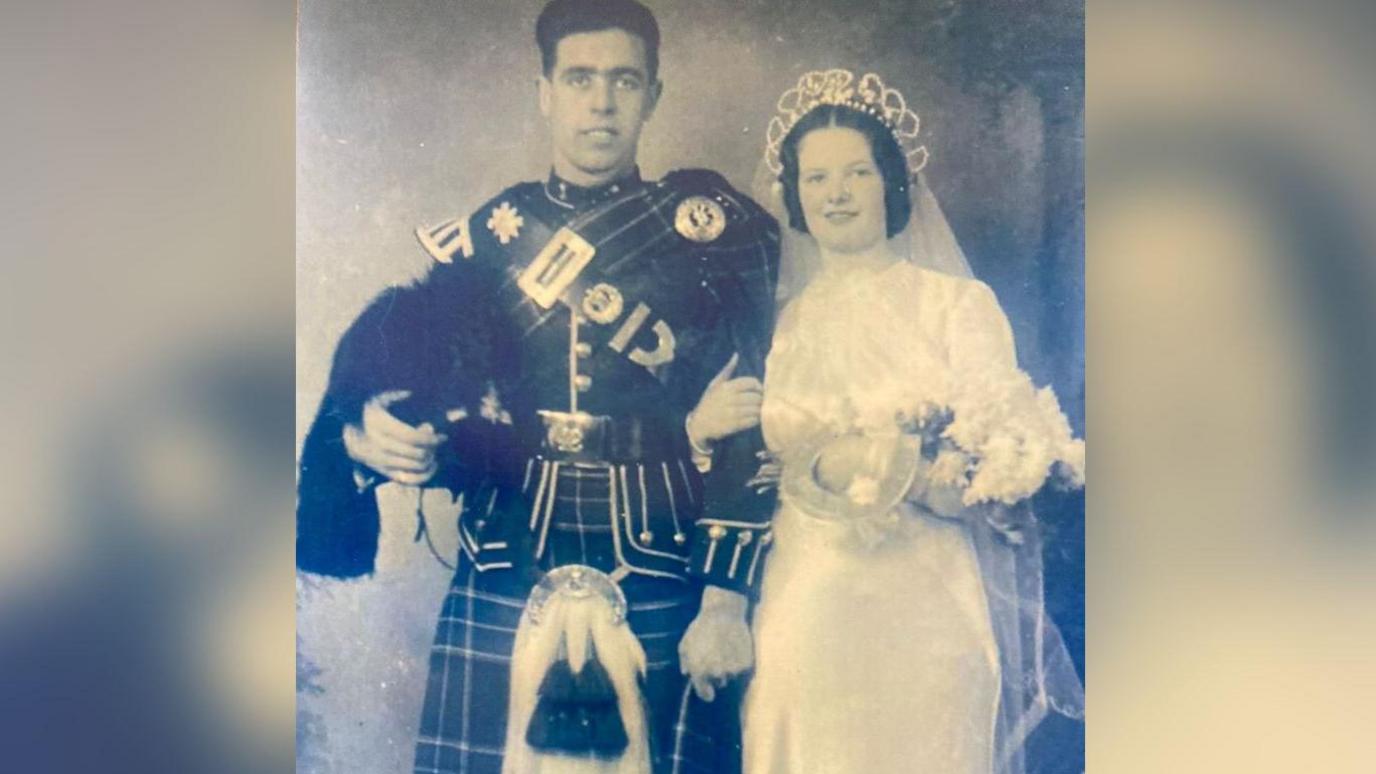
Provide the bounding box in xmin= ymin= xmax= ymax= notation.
xmin=743 ymin=260 xmax=1015 ymax=774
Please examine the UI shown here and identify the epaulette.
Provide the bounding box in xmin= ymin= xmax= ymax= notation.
xmin=414 ymin=183 xmax=539 ymax=264
xmin=658 ymin=168 xmax=777 ymax=249
xmin=415 ymin=214 xmax=474 ymax=264
xmin=659 ymin=168 xmax=752 ymax=216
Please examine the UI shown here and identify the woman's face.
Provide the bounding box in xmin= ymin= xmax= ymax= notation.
xmin=796 ymin=126 xmax=888 ymax=254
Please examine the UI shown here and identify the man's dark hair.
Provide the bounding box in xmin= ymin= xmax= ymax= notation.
xmin=536 ymin=0 xmax=661 ymax=81
xmin=779 ymin=104 xmax=913 ymax=239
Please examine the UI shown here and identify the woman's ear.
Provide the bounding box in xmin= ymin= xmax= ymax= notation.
xmin=770 ymin=180 xmax=785 ymax=211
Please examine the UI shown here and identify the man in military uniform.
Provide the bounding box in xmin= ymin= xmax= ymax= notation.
xmin=296 ymin=0 xmax=778 ymax=771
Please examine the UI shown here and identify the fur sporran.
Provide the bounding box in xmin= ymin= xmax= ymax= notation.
xmin=502 ymin=566 xmax=651 ymax=774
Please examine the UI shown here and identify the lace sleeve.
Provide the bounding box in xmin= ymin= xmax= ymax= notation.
xmin=948 ymin=279 xmax=1019 ymax=374
xmin=938 ymin=277 xmax=1085 ymax=505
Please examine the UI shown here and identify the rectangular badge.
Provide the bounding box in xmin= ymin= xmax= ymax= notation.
xmin=516 ymin=227 xmax=596 ymax=309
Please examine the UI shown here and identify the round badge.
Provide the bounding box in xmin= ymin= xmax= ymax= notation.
xmin=581 ymin=282 xmax=624 ymax=325
xmin=674 ymin=196 xmax=727 ymax=243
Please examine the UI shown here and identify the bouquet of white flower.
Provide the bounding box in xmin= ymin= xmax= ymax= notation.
xmin=904 ymin=363 xmax=1085 ymax=507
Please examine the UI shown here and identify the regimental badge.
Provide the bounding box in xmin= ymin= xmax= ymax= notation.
xmin=674 ymin=195 xmax=727 ymax=243
xmin=581 ymin=282 xmax=624 ymax=325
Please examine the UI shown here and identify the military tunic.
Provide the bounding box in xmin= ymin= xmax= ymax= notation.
xmin=296 ymin=167 xmax=779 ymax=774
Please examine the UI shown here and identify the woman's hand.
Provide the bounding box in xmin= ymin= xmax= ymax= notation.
xmin=686 ymin=353 xmax=763 ymax=452
xmin=904 ymin=454 xmax=967 ymax=519
xmin=813 ymin=433 xmax=896 ymax=494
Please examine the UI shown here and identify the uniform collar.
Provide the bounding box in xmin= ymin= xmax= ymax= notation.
xmin=544 ymin=167 xmax=643 ymax=209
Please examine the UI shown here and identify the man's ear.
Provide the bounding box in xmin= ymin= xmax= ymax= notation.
xmin=537 ymin=75 xmax=552 ymax=118
xmin=642 ymin=79 xmax=663 ymax=121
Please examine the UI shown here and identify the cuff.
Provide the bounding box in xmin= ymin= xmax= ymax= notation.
xmin=687 ymin=518 xmax=773 ymax=594
xmin=684 ymin=413 xmax=713 ymax=474
xmin=352 ymin=465 xmax=381 ymax=494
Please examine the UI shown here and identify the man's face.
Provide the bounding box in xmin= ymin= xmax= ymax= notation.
xmin=539 ymin=28 xmax=660 ymax=185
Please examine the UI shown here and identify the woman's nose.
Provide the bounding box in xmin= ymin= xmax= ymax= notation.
xmin=827 ymin=180 xmax=852 ymax=203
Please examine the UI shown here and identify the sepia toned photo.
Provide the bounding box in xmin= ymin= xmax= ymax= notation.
xmin=296 ymin=1 xmax=1085 ymax=772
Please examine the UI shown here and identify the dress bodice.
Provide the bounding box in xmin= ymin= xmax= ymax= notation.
xmin=762 ymin=261 xmax=1016 ymax=460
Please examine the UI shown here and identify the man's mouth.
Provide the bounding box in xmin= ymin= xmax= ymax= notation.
xmin=581 ymin=127 xmax=619 ymax=140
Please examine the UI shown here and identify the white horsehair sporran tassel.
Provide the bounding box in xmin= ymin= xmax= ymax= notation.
xmin=503 ymin=566 xmax=650 ymax=774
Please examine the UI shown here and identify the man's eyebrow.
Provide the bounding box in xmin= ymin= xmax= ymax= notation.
xmin=558 ymin=65 xmax=645 ymax=78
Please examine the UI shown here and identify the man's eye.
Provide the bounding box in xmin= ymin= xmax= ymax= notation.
xmin=567 ymin=74 xmax=591 ymax=87
xmin=615 ymin=76 xmax=642 ymax=90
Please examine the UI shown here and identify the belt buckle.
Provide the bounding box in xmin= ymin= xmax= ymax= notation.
xmin=538 ymin=410 xmax=609 ymax=461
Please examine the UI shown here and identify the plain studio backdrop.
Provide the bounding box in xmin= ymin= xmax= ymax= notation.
xmin=296 ymin=1 xmax=1083 ymax=772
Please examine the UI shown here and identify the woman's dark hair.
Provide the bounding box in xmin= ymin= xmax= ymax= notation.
xmin=536 ymin=0 xmax=661 ymax=81
xmin=779 ymin=104 xmax=912 ymax=238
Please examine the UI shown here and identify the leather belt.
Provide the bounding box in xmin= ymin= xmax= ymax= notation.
xmin=530 ymin=410 xmax=687 ymax=464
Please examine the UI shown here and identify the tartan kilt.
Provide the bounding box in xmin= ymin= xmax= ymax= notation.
xmin=413 ymin=519 xmax=739 ymax=773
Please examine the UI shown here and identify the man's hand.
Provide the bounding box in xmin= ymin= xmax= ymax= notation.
xmin=342 ymin=390 xmax=446 ymax=486
xmin=686 ymin=354 xmax=763 ymax=452
xmin=679 ymin=586 xmax=753 ymax=702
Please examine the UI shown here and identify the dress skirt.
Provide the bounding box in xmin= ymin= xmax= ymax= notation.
xmin=743 ymin=503 xmax=1002 ymax=774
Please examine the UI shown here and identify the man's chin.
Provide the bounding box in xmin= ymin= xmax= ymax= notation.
xmin=570 ymin=158 xmax=633 ymax=182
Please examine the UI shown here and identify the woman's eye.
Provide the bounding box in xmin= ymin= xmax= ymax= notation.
xmin=804 ymin=174 xmax=825 ymax=185
xmin=852 ymin=167 xmax=874 ymax=177
xmin=568 ymin=74 xmax=591 ymax=87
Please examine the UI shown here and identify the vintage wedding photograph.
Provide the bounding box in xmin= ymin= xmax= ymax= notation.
xmin=296 ymin=1 xmax=1085 ymax=772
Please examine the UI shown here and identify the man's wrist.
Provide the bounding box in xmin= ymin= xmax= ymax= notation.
xmin=685 ymin=413 xmax=714 ymax=474
xmin=700 ymin=584 xmax=749 ymax=617
xmin=685 ymin=412 xmax=713 ymax=456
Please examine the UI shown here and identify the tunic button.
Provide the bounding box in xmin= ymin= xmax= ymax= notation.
xmin=575 ymin=342 xmax=592 ymax=357
xmin=737 ymin=531 xmax=753 ymax=545
xmin=673 ymin=532 xmax=687 ymax=545
xmin=574 ymin=375 xmax=592 ymax=391
xmin=639 ymin=530 xmax=654 ymax=544
xmin=707 ymin=525 xmax=727 ymax=540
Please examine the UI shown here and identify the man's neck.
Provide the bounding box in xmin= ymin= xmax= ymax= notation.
xmin=552 ymin=160 xmax=637 ymax=189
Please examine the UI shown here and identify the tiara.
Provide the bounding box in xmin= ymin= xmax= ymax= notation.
xmin=764 ymin=69 xmax=928 ymax=180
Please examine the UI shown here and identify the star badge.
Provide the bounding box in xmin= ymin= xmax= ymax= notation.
xmin=487 ymin=201 xmax=524 ymax=245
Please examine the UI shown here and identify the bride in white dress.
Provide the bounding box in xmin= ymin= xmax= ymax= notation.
xmin=739 ymin=71 xmax=1086 ymax=774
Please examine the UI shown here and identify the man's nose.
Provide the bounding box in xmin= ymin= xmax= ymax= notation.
xmin=590 ymin=78 xmax=616 ymax=114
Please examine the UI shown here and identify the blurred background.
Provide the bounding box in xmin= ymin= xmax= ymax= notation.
xmin=0 ymin=0 xmax=1373 ymax=771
